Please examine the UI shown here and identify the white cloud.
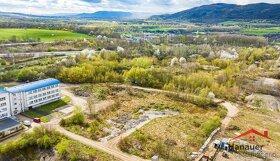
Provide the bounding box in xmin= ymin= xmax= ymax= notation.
xmin=0 ymin=0 xmax=278 ymax=15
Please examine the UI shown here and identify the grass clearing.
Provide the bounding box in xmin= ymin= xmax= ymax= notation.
xmin=0 ymin=28 xmax=91 ymax=42
xmin=221 ymin=21 xmax=277 ymax=27
xmin=36 ymin=96 xmax=70 ymax=114
xmin=22 ymin=110 xmax=44 ymax=118
xmin=22 ymin=96 xmax=70 ymax=122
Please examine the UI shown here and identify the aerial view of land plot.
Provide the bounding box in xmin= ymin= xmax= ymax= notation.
xmin=0 ymin=1 xmax=279 ymax=161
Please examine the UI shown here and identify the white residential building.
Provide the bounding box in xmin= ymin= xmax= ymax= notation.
xmin=0 ymin=78 xmax=61 ymax=138
xmin=4 ymin=78 xmax=61 ymax=116
xmin=0 ymin=89 xmax=11 ymax=120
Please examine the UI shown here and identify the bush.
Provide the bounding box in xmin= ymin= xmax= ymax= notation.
xmin=124 ymin=67 xmax=173 ymax=88
xmin=199 ymin=116 xmax=221 ymax=136
xmin=61 ymin=106 xmax=85 ymax=126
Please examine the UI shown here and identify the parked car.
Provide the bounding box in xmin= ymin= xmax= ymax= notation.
xmin=33 ymin=118 xmax=41 ymax=123
xmin=23 ymin=120 xmax=31 ymax=126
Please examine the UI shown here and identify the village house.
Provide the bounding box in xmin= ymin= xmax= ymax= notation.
xmin=0 ymin=78 xmax=61 ymax=138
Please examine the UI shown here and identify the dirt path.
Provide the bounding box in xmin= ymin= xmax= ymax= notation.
xmin=60 ymin=84 xmax=88 ymax=111
xmin=220 ymin=101 xmax=239 ymax=129
xmin=44 ymin=119 xmax=148 ymax=161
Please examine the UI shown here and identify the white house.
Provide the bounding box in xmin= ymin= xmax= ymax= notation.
xmin=0 ymin=78 xmax=61 ymax=138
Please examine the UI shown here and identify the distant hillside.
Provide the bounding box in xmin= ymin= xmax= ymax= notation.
xmin=71 ymin=11 xmax=132 ymax=19
xmin=151 ymin=3 xmax=280 ymax=23
xmin=0 ymin=12 xmax=43 ymax=18
xmin=0 ymin=11 xmax=133 ymax=20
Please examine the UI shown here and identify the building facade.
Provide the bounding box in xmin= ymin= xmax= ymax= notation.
xmin=3 ymin=78 xmax=61 ymax=116
xmin=5 ymin=78 xmax=61 ymax=116
xmin=0 ymin=78 xmax=61 ymax=138
xmin=0 ymin=89 xmax=11 ymax=120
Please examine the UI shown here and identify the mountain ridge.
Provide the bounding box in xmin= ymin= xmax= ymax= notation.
xmin=0 ymin=11 xmax=133 ymax=19
xmin=150 ymin=3 xmax=280 ymax=23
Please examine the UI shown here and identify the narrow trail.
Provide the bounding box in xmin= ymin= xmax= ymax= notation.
xmin=220 ymin=101 xmax=239 ymax=129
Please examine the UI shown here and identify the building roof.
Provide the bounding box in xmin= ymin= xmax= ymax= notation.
xmin=5 ymin=78 xmax=60 ymax=93
xmin=0 ymin=117 xmax=21 ymax=132
xmin=0 ymin=89 xmax=8 ymax=93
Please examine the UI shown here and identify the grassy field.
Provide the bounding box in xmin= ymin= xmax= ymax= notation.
xmin=22 ymin=96 xmax=70 ymax=122
xmin=221 ymin=21 xmax=277 ymax=27
xmin=241 ymin=27 xmax=280 ymax=36
xmin=0 ymin=28 xmax=91 ymax=42
xmin=36 ymin=96 xmax=70 ymax=114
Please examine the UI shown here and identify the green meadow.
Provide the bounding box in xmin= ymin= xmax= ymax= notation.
xmin=221 ymin=21 xmax=277 ymax=27
xmin=240 ymin=27 xmax=280 ymax=36
xmin=0 ymin=28 xmax=91 ymax=42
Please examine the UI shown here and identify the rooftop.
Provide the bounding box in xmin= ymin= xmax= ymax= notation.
xmin=0 ymin=89 xmax=8 ymax=93
xmin=5 ymin=78 xmax=60 ymax=93
xmin=0 ymin=117 xmax=21 ymax=132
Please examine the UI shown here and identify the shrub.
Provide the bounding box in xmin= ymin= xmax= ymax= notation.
xmin=199 ymin=116 xmax=221 ymax=136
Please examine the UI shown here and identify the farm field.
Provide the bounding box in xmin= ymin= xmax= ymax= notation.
xmin=221 ymin=21 xmax=278 ymax=27
xmin=0 ymin=28 xmax=91 ymax=42
xmin=241 ymin=27 xmax=280 ymax=35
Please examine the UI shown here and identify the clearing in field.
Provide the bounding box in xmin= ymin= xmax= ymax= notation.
xmin=0 ymin=28 xmax=91 ymax=42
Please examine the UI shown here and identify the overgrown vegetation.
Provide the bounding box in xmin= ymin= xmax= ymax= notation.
xmin=0 ymin=127 xmax=117 ymax=161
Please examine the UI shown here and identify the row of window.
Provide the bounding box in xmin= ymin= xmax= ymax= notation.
xmin=0 ymin=103 xmax=7 ymax=107
xmin=28 ymin=84 xmax=59 ymax=94
xmin=0 ymin=113 xmax=8 ymax=119
xmin=29 ymin=93 xmax=59 ymax=104
xmin=0 ymin=108 xmax=7 ymax=112
xmin=29 ymin=89 xmax=59 ymax=100
xmin=0 ymin=97 xmax=6 ymax=101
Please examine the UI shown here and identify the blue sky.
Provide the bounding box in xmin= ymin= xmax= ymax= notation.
xmin=0 ymin=0 xmax=279 ymax=15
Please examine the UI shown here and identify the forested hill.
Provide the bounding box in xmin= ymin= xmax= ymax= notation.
xmin=151 ymin=3 xmax=280 ymax=23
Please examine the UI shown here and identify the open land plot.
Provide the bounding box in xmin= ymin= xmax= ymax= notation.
xmin=62 ymin=84 xmax=226 ymax=161
xmin=0 ymin=28 xmax=91 ymax=42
